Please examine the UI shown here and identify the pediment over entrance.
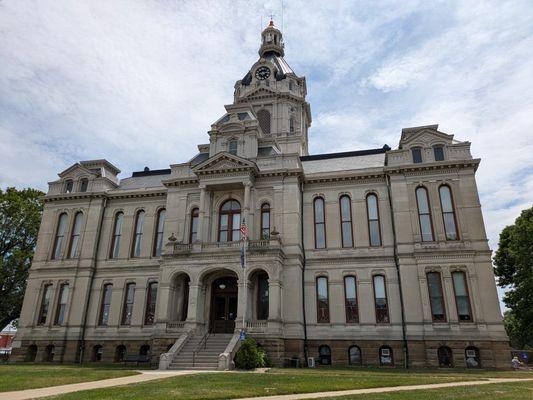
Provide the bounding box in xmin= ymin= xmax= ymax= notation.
xmin=192 ymin=152 xmax=259 ymax=176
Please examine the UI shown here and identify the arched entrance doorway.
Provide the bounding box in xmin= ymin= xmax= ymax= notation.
xmin=210 ymin=276 xmax=238 ymax=333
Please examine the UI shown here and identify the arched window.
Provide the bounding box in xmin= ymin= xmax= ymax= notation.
xmin=339 ymin=195 xmax=353 ymax=247
xmin=52 ymin=213 xmax=68 ymax=260
xmin=38 ymin=284 xmax=53 ymax=325
xmin=144 ymin=282 xmax=158 ymax=325
xmin=153 ymin=209 xmax=166 ymax=257
xmin=344 ymin=276 xmax=358 ymax=323
xmin=416 ymin=187 xmax=434 ymax=242
xmin=318 ymin=345 xmax=331 ymax=365
xmin=26 ymin=345 xmax=37 ymax=362
xmin=228 ymin=139 xmax=238 ymax=155
xmin=92 ymin=345 xmax=103 ymax=362
xmin=54 ymin=283 xmax=69 ymax=325
xmin=139 ymin=345 xmax=151 ymax=358
xmin=260 ymin=203 xmax=271 ymax=239
xmin=313 ymin=197 xmax=326 ymax=249
xmin=256 ymin=272 xmax=269 ymax=320
xmin=427 ymin=272 xmax=446 ymax=322
xmin=98 ymin=284 xmax=113 ymax=326
xmin=218 ymin=200 xmax=241 ymax=242
xmin=115 ymin=345 xmax=126 ymax=362
xmin=64 ymin=179 xmax=74 ymax=193
xmin=411 ymin=147 xmax=422 ymax=163
xmin=379 ymin=346 xmax=393 ymax=366
xmin=131 ymin=210 xmax=145 ymax=257
xmin=189 ymin=208 xmax=199 ymax=243
xmin=366 ymin=194 xmax=381 ymax=246
xmin=373 ymin=275 xmax=389 ymax=323
xmin=121 ymin=283 xmax=135 ymax=326
xmin=465 ymin=346 xmax=480 ymax=368
xmin=439 ymin=185 xmax=458 ymax=240
xmin=452 ymin=271 xmax=472 ymax=322
xmin=438 ymin=346 xmax=453 ymax=367
xmin=110 ymin=212 xmax=124 ymax=259
xmin=68 ymin=212 xmax=84 ymax=258
xmin=79 ymin=178 xmax=89 ymax=192
xmin=348 ymin=345 xmax=362 ymax=366
xmin=316 ymin=276 xmax=329 ymax=323
xmin=44 ymin=344 xmax=55 ymax=362
xmin=433 ymin=145 xmax=445 ymax=161
xmin=257 ymin=109 xmax=271 ymax=134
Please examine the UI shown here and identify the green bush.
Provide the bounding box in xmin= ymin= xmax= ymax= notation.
xmin=234 ymin=338 xmax=267 ymax=369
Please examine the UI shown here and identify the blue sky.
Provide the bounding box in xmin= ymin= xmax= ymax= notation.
xmin=1 ymin=1 xmax=532 ymax=309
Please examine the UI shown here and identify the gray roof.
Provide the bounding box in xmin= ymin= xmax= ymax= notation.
xmin=116 ymin=174 xmax=166 ymax=190
xmin=302 ymin=153 xmax=385 ymax=174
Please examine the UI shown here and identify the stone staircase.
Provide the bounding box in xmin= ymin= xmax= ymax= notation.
xmin=168 ymin=333 xmax=233 ymax=370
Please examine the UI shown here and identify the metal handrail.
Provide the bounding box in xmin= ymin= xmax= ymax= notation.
xmin=192 ymin=329 xmax=211 ymax=367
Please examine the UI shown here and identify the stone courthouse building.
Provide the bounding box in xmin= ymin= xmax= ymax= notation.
xmin=12 ymin=21 xmax=509 ymax=369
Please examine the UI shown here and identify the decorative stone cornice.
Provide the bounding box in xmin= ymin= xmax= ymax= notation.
xmin=384 ymin=159 xmax=480 ymax=175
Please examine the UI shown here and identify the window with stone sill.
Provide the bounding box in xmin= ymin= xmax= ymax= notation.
xmin=411 ymin=147 xmax=423 ymax=163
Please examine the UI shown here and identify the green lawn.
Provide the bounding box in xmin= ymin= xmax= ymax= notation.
xmin=46 ymin=368 xmax=533 ymax=400
xmin=0 ymin=364 xmax=138 ymax=392
xmin=329 ymin=380 xmax=533 ymax=399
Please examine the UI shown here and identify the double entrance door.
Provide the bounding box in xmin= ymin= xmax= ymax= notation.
xmin=210 ymin=277 xmax=237 ymax=333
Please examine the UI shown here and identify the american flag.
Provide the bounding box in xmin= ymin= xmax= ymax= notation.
xmin=240 ymin=218 xmax=248 ymax=241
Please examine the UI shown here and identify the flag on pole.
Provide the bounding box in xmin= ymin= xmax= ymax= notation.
xmin=240 ymin=218 xmax=247 ymax=269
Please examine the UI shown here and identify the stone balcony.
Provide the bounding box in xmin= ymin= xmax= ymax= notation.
xmin=164 ymin=237 xmax=282 ymax=257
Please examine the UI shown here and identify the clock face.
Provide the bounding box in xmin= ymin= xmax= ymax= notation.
xmin=255 ymin=66 xmax=271 ymax=80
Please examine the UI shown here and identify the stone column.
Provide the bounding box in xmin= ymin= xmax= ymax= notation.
xmin=237 ymin=276 xmax=249 ymax=329
xmin=243 ymin=181 xmax=251 ymax=229
xmin=268 ymin=279 xmax=282 ymax=321
xmin=197 ymin=185 xmax=206 ymax=242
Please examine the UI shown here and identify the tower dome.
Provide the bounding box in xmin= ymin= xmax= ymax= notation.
xmin=259 ymin=20 xmax=284 ymax=57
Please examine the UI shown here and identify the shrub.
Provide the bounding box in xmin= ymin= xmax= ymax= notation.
xmin=234 ymin=338 xmax=266 ymax=369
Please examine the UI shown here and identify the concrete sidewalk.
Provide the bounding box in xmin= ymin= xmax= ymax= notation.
xmin=234 ymin=377 xmax=533 ymax=400
xmin=0 ymin=369 xmax=216 ymax=400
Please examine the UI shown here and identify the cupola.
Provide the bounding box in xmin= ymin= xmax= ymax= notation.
xmin=259 ymin=20 xmax=284 ymax=57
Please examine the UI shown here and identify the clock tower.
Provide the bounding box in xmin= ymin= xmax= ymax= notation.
xmin=208 ymin=20 xmax=311 ymax=159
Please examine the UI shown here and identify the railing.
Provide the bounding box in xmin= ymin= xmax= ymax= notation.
xmin=246 ymin=321 xmax=267 ymax=332
xmin=201 ymin=241 xmax=241 ymax=250
xmin=192 ymin=329 xmax=210 ymax=367
xmin=165 ymin=237 xmax=281 ymax=256
xmin=166 ymin=321 xmax=185 ymax=332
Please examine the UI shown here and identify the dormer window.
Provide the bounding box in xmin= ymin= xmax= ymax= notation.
xmin=79 ymin=178 xmax=89 ymax=192
xmin=433 ymin=145 xmax=445 ymax=161
xmin=228 ymin=139 xmax=238 ymax=155
xmin=289 ymin=81 xmax=294 ymax=91
xmin=411 ymin=148 xmax=423 ymax=163
xmin=64 ymin=180 xmax=73 ymax=193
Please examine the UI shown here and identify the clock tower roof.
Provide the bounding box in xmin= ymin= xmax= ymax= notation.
xmin=259 ymin=19 xmax=284 ymax=57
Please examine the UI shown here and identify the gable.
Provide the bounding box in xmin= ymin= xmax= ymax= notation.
xmin=400 ymin=125 xmax=454 ymax=148
xmin=192 ymin=152 xmax=258 ymax=175
xmin=58 ymin=163 xmax=99 ymax=179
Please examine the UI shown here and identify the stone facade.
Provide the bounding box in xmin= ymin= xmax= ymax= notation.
xmin=12 ymin=21 xmax=510 ymax=369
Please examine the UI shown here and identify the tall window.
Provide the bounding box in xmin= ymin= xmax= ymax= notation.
xmin=427 ymin=272 xmax=446 ymax=322
xmin=416 ymin=187 xmax=434 ymax=242
xmin=54 ymin=283 xmax=69 ymax=325
xmin=79 ymin=178 xmax=89 ymax=192
xmin=189 ymin=208 xmax=199 ymax=243
xmin=121 ymin=283 xmax=136 ymax=325
xmin=379 ymin=346 xmax=394 ymax=366
xmin=373 ymin=275 xmax=389 ymax=323
xmin=465 ymin=346 xmax=480 ymax=368
xmin=339 ymin=195 xmax=354 ymax=247
xmin=260 ymin=203 xmax=271 ymax=239
xmin=131 ymin=210 xmax=145 ymax=257
xmin=318 ymin=345 xmax=331 ymax=365
xmin=68 ymin=212 xmax=84 ymax=258
xmin=433 ymin=145 xmax=445 ymax=161
xmin=316 ymin=276 xmax=329 ymax=323
xmin=344 ymin=276 xmax=359 ymax=323
xmin=366 ymin=194 xmax=381 ymax=246
xmin=452 ymin=271 xmax=472 ymax=322
xmin=153 ymin=209 xmax=166 ymax=257
xmin=64 ymin=179 xmax=73 ymax=193
xmin=289 ymin=116 xmax=295 ymax=133
xmin=110 ymin=212 xmax=124 ymax=259
xmin=218 ymin=200 xmax=241 ymax=242
xmin=439 ymin=186 xmax=458 ymax=240
xmin=313 ymin=197 xmax=326 ymax=249
xmin=257 ymin=272 xmax=269 ymax=320
xmin=52 ymin=213 xmax=68 ymax=260
xmin=144 ymin=282 xmax=158 ymax=325
xmin=38 ymin=284 xmax=53 ymax=325
xmin=349 ymin=346 xmax=362 ymax=365
xmin=257 ymin=109 xmax=271 ymax=134
xmin=98 ymin=284 xmax=113 ymax=326
xmin=411 ymin=147 xmax=422 ymax=163
xmin=228 ymin=139 xmax=238 ymax=155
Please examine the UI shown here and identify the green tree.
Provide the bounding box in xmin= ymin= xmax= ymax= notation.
xmin=0 ymin=187 xmax=44 ymax=329
xmin=494 ymin=206 xmax=533 ymax=349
